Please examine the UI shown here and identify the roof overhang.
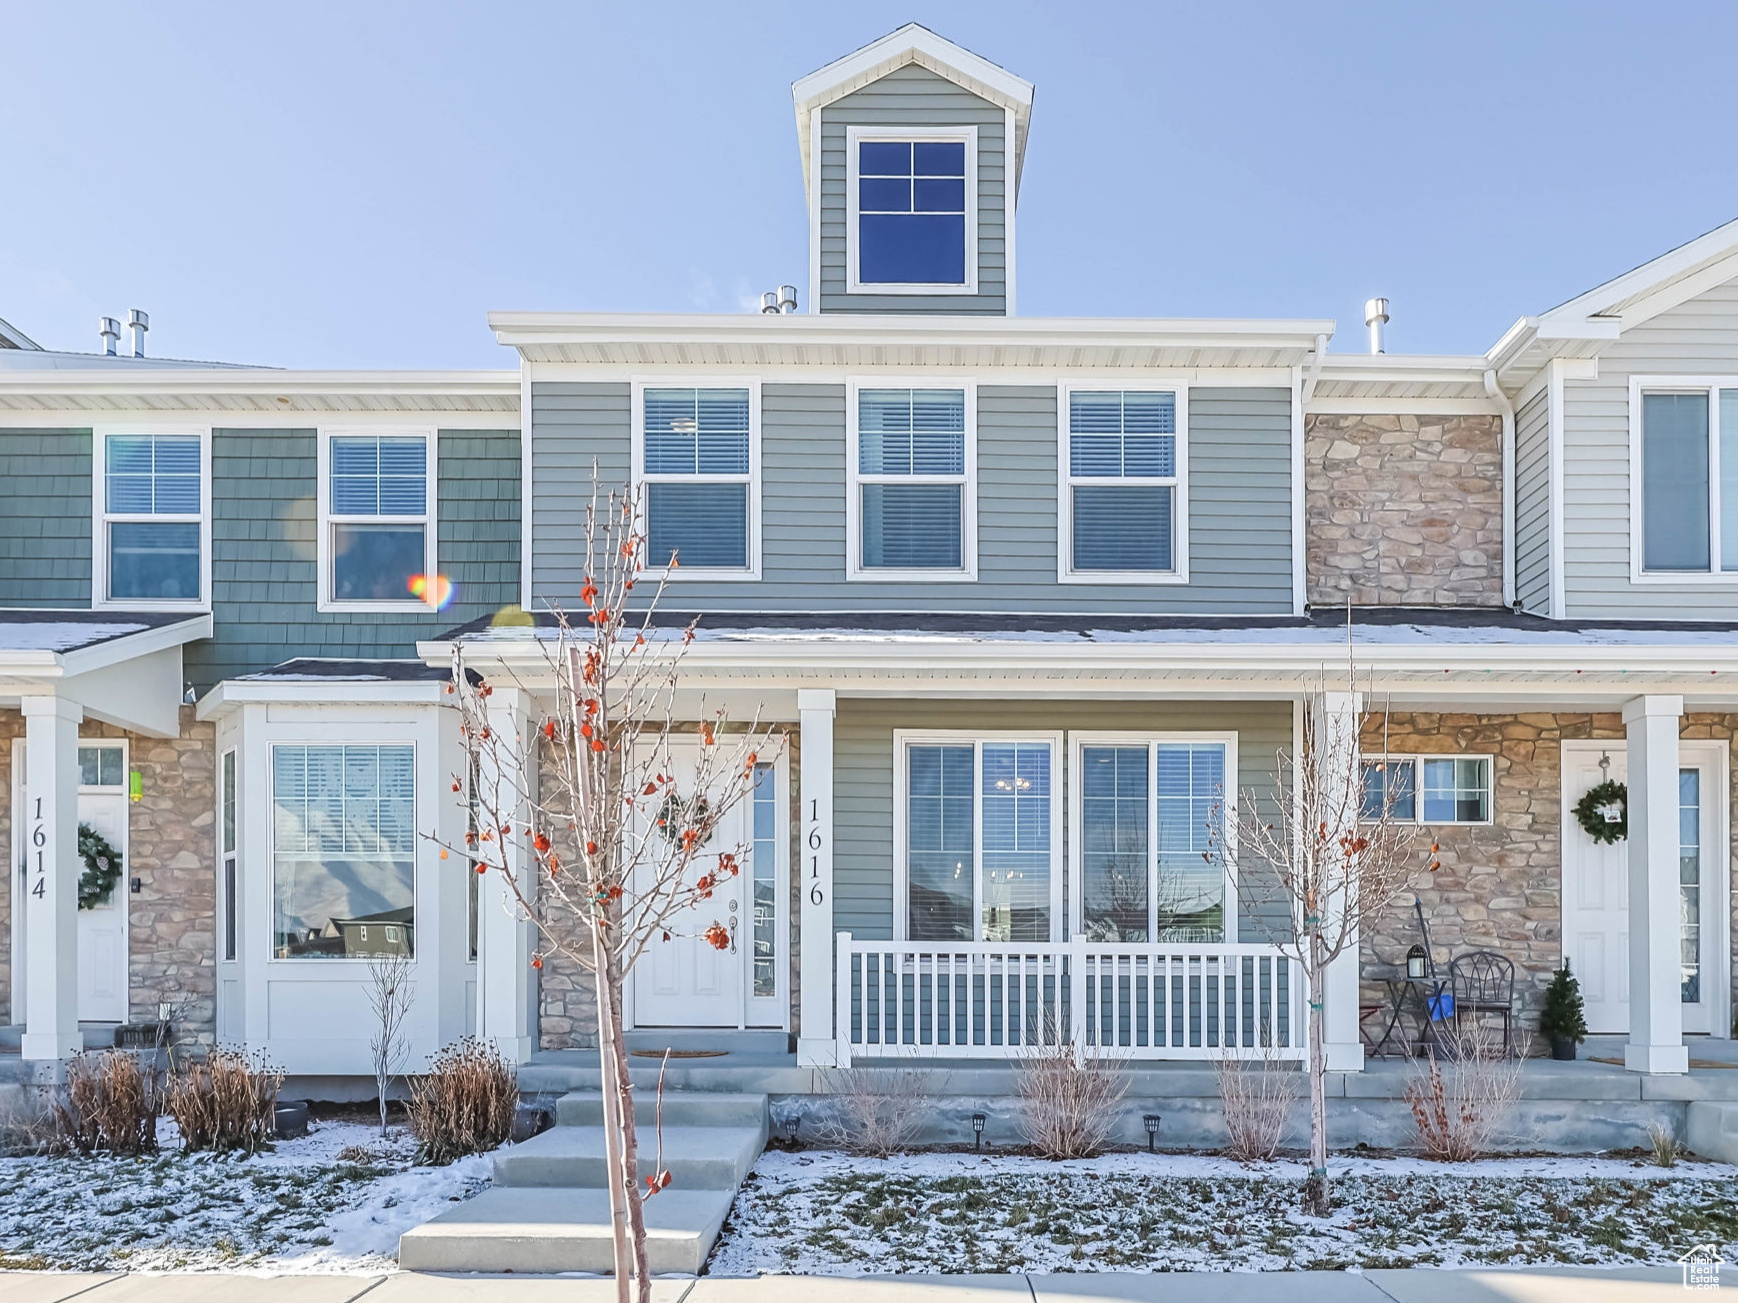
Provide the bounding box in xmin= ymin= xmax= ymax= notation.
xmin=0 ymin=613 xmax=211 ymax=737
xmin=792 ymin=24 xmax=1035 ymax=208
xmin=490 ymin=311 xmax=1337 ymax=372
xmin=1310 ymin=353 xmax=1499 ymax=413
xmin=0 ymin=368 xmax=521 ymax=416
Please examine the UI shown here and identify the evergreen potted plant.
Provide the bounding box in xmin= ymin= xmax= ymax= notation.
xmin=1539 ymin=960 xmax=1588 ymax=1060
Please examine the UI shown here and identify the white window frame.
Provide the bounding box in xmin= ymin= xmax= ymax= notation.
xmin=1359 ymin=753 xmax=1495 ymax=827
xmin=92 ymin=425 xmax=212 ymax=611
xmin=1057 ymin=383 xmax=1190 ymax=584
xmin=317 ymin=426 xmax=439 ymax=613
xmin=1628 ymin=376 xmax=1738 ymax=584
xmin=892 ymin=730 xmax=1064 ymax=944
xmin=630 ymin=378 xmax=762 ymax=581
xmin=846 ymin=378 xmax=978 ymax=582
xmin=845 ymin=125 xmax=979 ymax=296
xmin=1069 ymin=732 xmax=1239 ymax=944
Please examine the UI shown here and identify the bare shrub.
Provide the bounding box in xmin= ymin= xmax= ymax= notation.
xmin=1014 ymin=1030 xmax=1128 ymax=1161
xmin=366 ymin=951 xmax=415 ymax=1138
xmin=1214 ymin=1033 xmax=1299 ymax=1163
xmin=1 ymin=1089 xmax=66 ymax=1157
xmin=816 ymin=1065 xmax=929 ymax=1157
xmin=408 ymin=1037 xmax=518 ymax=1165
xmin=1404 ymin=1022 xmax=1520 ymax=1162
xmin=54 ymin=1049 xmax=159 ymax=1156
xmin=165 ymin=1047 xmax=283 ymax=1155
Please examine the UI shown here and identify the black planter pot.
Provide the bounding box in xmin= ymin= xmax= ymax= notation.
xmin=274 ymin=1099 xmax=310 ymax=1139
xmin=1549 ymin=1035 xmax=1578 ymax=1062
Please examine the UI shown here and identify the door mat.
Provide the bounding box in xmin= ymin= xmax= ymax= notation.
xmin=1590 ymin=1055 xmax=1738 ymax=1069
xmin=629 ymin=1048 xmax=728 ymax=1059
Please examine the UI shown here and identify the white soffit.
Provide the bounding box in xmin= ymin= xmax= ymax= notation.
xmin=1310 ymin=353 xmax=1495 ymax=409
xmin=791 ymin=23 xmax=1036 ymax=206
xmin=0 ymin=369 xmax=521 ymax=415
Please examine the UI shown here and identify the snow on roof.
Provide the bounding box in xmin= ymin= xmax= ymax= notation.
xmin=0 ymin=620 xmax=152 ymax=653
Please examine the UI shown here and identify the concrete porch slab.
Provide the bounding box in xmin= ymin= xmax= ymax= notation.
xmin=493 ymin=1123 xmax=764 ymax=1190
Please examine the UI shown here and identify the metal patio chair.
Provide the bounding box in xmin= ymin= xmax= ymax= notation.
xmin=1449 ymin=949 xmax=1516 ymax=1058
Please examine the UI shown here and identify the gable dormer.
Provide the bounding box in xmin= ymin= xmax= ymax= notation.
xmin=793 ymin=25 xmax=1033 ymax=316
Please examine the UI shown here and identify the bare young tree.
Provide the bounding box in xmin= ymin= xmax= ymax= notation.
xmin=431 ymin=481 xmax=782 ymax=1303
xmin=366 ymin=950 xmax=415 ymax=1138
xmin=1227 ymin=669 xmax=1436 ymax=1215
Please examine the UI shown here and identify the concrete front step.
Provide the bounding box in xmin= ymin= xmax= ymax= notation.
xmin=398 ymin=1185 xmax=735 ymax=1274
xmin=555 ymin=1090 xmax=768 ymax=1129
xmin=494 ymin=1122 xmax=765 ymax=1190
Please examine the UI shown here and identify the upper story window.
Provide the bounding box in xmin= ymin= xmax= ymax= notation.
xmin=1061 ymin=388 xmax=1187 ymax=582
xmin=319 ymin=430 xmax=436 ymax=611
xmin=635 ymin=384 xmax=759 ymax=577
xmin=97 ymin=430 xmax=208 ymax=608
xmin=1360 ymin=755 xmax=1491 ymax=825
xmin=1635 ymin=384 xmax=1738 ymax=576
xmin=848 ymin=128 xmax=977 ymax=294
xmin=848 ymin=384 xmax=975 ymax=580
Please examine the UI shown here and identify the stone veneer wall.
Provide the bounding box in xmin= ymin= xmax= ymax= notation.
xmin=1360 ymin=711 xmax=1738 ymax=1047
xmin=0 ymin=705 xmax=216 ymax=1040
xmin=1306 ymin=413 xmax=1504 ymax=607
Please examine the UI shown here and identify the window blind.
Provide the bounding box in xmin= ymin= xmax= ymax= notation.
xmin=1068 ymin=391 xmax=1178 ymax=574
xmin=643 ymin=387 xmax=752 ymax=569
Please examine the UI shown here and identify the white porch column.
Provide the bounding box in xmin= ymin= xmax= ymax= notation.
xmin=796 ymin=688 xmax=836 ymax=1068
xmin=1623 ymin=694 xmax=1689 ymax=1075
xmin=477 ymin=688 xmax=536 ymax=1064
xmin=1318 ymin=690 xmax=1365 ymax=1072
xmin=21 ymin=695 xmax=83 ymax=1063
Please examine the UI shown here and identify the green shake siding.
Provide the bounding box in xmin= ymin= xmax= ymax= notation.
xmin=0 ymin=430 xmax=93 ymax=608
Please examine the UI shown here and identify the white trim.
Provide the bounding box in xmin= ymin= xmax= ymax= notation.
xmin=520 ymin=363 xmax=534 ymax=610
xmin=892 ymin=729 xmax=1065 ymax=944
xmin=845 ymin=126 xmax=979 ymax=297
xmin=807 ymin=105 xmax=824 ymax=314
xmin=1628 ymin=376 xmax=1738 ymax=586
xmin=1548 ymin=360 xmax=1567 ymax=616
xmin=1358 ymin=752 xmax=1496 ymax=827
xmin=1056 ymin=382 xmax=1189 ymax=585
xmin=316 ymin=426 xmax=440 ymax=614
xmin=629 ymin=378 xmax=762 ymax=581
xmin=1291 ymin=368 xmax=1307 ymax=614
xmin=91 ymin=424 xmax=212 ymax=613
xmin=845 ymin=378 xmax=977 ymax=582
xmin=1003 ymin=104 xmax=1018 ymax=313
xmin=1069 ymin=731 xmax=1240 ymax=945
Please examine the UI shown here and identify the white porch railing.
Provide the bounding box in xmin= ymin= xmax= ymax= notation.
xmin=835 ymin=932 xmax=1305 ymax=1065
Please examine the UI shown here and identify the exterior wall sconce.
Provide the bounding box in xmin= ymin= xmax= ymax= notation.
xmin=1143 ymin=1114 xmax=1161 ymax=1151
xmin=1406 ymin=944 xmax=1428 ymax=980
xmin=971 ymin=1111 xmax=986 ymax=1151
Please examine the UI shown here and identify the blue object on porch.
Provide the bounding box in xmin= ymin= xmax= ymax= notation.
xmin=1427 ymin=991 xmax=1456 ymax=1021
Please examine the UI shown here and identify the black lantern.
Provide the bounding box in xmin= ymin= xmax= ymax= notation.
xmin=780 ymin=1116 xmax=800 ymax=1144
xmin=971 ymin=1112 xmax=987 ymax=1151
xmin=1406 ymin=944 xmax=1428 ymax=980
xmin=1143 ymin=1114 xmax=1161 ymax=1152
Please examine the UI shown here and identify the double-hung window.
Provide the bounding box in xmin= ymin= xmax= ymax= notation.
xmin=1062 ymin=388 xmax=1186 ymax=581
xmin=1360 ymin=755 xmax=1490 ymax=824
xmin=321 ymin=430 xmax=435 ymax=609
xmin=1634 ymin=382 xmax=1738 ymax=576
xmin=1075 ymin=737 xmax=1233 ymax=943
xmin=901 ymin=735 xmax=1060 ymax=943
xmin=850 ymin=384 xmax=974 ymax=578
xmin=849 ymin=129 xmax=976 ymax=292
xmin=97 ymin=431 xmax=207 ymax=606
xmin=636 ymin=385 xmax=757 ymax=575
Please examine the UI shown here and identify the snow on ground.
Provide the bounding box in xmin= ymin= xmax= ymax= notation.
xmin=0 ymin=1119 xmax=490 ymax=1272
xmin=709 ymin=1149 xmax=1738 ymax=1275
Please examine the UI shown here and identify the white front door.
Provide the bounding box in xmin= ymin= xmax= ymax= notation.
xmin=1561 ymin=742 xmax=1726 ymax=1036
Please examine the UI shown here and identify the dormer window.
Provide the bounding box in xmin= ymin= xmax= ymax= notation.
xmin=848 ymin=128 xmax=977 ymax=294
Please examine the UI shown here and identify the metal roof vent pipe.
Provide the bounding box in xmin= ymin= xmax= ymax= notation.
xmin=778 ymin=284 xmax=797 ymax=314
xmin=760 ymin=291 xmax=781 ymax=315
xmin=99 ymin=317 xmax=121 ymax=355
xmin=1365 ymin=297 xmax=1390 ymax=355
xmin=128 ymin=308 xmax=149 ymax=358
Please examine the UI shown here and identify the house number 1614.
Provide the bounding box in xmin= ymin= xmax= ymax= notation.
xmin=806 ymin=798 xmax=825 ymax=907
xmin=30 ymin=797 xmax=47 ymax=901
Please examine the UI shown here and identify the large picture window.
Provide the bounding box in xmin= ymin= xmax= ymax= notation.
xmin=321 ymin=431 xmax=433 ymax=608
xmin=98 ymin=432 xmax=206 ymax=605
xmin=272 ymin=744 xmax=416 ymax=959
xmin=901 ymin=735 xmax=1059 ymax=943
xmin=851 ymin=134 xmax=974 ymax=289
xmin=1634 ymin=383 xmax=1738 ymax=576
xmin=850 ymin=385 xmax=973 ymax=578
xmin=1076 ymin=737 xmax=1232 ymax=944
xmin=636 ymin=385 xmax=757 ymax=575
xmin=1061 ymin=388 xmax=1185 ymax=581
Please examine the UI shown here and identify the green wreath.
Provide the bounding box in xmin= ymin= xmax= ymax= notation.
xmin=655 ymin=793 xmax=713 ymax=846
xmin=1573 ymin=780 xmax=1628 ymax=845
xmin=77 ymin=824 xmax=124 ymax=909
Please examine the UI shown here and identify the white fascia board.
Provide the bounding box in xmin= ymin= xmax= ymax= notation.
xmin=1536 ymin=216 xmax=1738 ymax=333
xmin=1314 ymin=354 xmax=1491 ymax=385
xmin=196 ymin=677 xmax=445 ymax=721
xmin=0 ymin=368 xmax=520 ymax=413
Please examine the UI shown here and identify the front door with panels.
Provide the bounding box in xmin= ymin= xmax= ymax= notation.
xmin=1561 ymin=742 xmax=1725 ymax=1036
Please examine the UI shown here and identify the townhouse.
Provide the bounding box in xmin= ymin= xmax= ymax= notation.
xmin=4 ymin=24 xmax=1738 ymax=1090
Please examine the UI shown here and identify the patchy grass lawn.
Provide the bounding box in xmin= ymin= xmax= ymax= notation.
xmin=710 ymin=1150 xmax=1738 ymax=1274
xmin=0 ymin=1120 xmax=490 ymax=1272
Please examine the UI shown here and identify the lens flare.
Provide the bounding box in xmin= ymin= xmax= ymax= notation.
xmin=409 ymin=573 xmax=455 ymax=610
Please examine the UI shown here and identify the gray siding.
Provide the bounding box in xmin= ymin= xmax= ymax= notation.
xmin=0 ymin=429 xmax=92 ymax=608
xmin=529 ymin=382 xmax=1293 ymax=615
xmin=1513 ymin=387 xmax=1551 ymax=614
xmin=832 ymin=698 xmax=1292 ymax=941
xmin=818 ymin=64 xmax=1007 ymax=316
xmin=1561 ymin=274 xmax=1738 ymax=618
xmin=186 ymin=428 xmax=520 ymax=689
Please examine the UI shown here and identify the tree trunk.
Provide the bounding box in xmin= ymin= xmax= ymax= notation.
xmin=606 ymin=958 xmax=653 ymax=1303
xmin=1303 ymin=937 xmax=1330 ymax=1217
xmin=591 ymin=924 xmax=633 ymax=1303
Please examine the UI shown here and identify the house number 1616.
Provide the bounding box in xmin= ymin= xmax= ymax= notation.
xmin=806 ymin=798 xmax=825 ymax=907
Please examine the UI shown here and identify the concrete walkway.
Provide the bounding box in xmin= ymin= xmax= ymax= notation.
xmin=3 ymin=1267 xmax=1730 ymax=1302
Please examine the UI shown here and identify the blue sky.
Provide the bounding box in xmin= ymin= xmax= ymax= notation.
xmin=4 ymin=1 xmax=1738 ymax=368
